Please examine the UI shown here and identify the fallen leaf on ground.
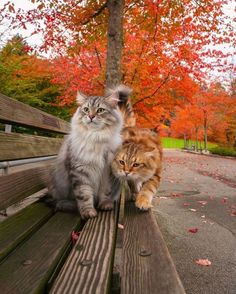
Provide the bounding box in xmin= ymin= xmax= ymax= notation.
xmin=183 ymin=202 xmax=190 ymax=206
xmin=198 ymin=201 xmax=207 ymax=205
xmin=195 ymin=259 xmax=212 ymax=266
xmin=118 ymin=223 xmax=124 ymax=229
xmin=188 ymin=228 xmax=198 ymax=233
xmin=221 ymin=197 xmax=228 ymax=204
xmin=190 ymin=208 xmax=197 ymax=212
xmin=171 ymin=192 xmax=183 ymax=197
xmin=201 ymin=215 xmax=205 ymax=218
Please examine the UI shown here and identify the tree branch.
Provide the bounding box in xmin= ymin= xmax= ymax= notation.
xmin=130 ymin=41 xmax=146 ymax=85
xmin=94 ymin=46 xmax=102 ymax=69
xmin=133 ymin=60 xmax=180 ymax=108
xmin=133 ymin=70 xmax=172 ymax=108
xmin=82 ymin=1 xmax=107 ymax=26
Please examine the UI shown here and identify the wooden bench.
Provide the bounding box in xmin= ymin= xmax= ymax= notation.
xmin=0 ymin=93 xmax=185 ymax=293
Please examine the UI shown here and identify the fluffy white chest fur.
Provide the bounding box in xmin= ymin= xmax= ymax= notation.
xmin=70 ymin=124 xmax=122 ymax=168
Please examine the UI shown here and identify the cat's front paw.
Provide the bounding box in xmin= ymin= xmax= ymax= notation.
xmin=80 ymin=208 xmax=98 ymax=219
xmin=98 ymin=199 xmax=114 ymax=211
xmin=135 ymin=195 xmax=152 ymax=211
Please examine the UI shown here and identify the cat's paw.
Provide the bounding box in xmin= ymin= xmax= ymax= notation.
xmin=135 ymin=181 xmax=143 ymax=193
xmin=135 ymin=195 xmax=152 ymax=211
xmin=98 ymin=199 xmax=114 ymax=211
xmin=80 ymin=208 xmax=98 ymax=219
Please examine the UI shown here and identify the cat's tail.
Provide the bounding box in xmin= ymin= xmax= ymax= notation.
xmin=107 ymin=84 xmax=136 ymax=127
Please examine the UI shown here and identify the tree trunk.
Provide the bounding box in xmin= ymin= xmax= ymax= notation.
xmin=195 ymin=127 xmax=199 ymax=151
xmin=203 ymin=111 xmax=208 ymax=151
xmin=184 ymin=133 xmax=187 ymax=149
xmin=105 ymin=0 xmax=124 ymax=90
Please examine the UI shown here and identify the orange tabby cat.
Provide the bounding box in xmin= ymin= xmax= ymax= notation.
xmin=111 ymin=127 xmax=162 ymax=210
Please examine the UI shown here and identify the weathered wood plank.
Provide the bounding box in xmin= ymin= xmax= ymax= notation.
xmin=0 ymin=164 xmax=53 ymax=210
xmin=121 ymin=202 xmax=185 ymax=294
xmin=0 ymin=202 xmax=52 ymax=262
xmin=112 ymin=185 xmax=126 ymax=293
xmin=0 ymin=132 xmax=63 ymax=161
xmin=50 ymin=208 xmax=119 ymax=294
xmin=0 ymin=212 xmax=80 ymax=294
xmin=0 ymin=93 xmax=70 ymax=134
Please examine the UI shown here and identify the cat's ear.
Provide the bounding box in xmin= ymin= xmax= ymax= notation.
xmin=76 ymin=91 xmax=87 ymax=105
xmin=143 ymin=146 xmax=156 ymax=157
xmin=105 ymin=92 xmax=119 ymax=108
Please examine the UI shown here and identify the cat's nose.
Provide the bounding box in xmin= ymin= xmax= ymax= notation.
xmin=89 ymin=114 xmax=95 ymax=121
xmin=125 ymin=171 xmax=129 ymax=176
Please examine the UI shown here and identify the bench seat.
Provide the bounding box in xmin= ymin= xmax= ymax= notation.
xmin=0 ymin=207 xmax=80 ymax=294
xmin=0 ymin=93 xmax=185 ymax=293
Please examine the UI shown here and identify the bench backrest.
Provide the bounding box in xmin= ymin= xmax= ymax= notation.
xmin=0 ymin=93 xmax=70 ymax=211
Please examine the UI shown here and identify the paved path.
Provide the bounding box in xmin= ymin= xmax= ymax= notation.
xmin=153 ymin=150 xmax=236 ymax=294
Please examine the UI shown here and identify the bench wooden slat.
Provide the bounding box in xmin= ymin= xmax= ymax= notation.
xmin=0 ymin=164 xmax=53 ymax=210
xmin=121 ymin=202 xmax=185 ymax=294
xmin=0 ymin=132 xmax=63 ymax=161
xmin=0 ymin=202 xmax=52 ymax=262
xmin=50 ymin=208 xmax=119 ymax=294
xmin=0 ymin=93 xmax=70 ymax=134
xmin=0 ymin=212 xmax=80 ymax=294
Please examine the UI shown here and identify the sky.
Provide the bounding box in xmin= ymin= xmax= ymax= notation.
xmin=0 ymin=0 xmax=43 ymax=48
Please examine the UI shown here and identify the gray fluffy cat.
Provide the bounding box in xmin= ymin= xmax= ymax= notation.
xmin=48 ymin=85 xmax=131 ymax=219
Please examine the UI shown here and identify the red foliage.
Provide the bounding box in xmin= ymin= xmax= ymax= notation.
xmin=1 ymin=0 xmax=235 ymax=140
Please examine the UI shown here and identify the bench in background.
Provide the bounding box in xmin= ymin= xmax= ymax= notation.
xmin=0 ymin=93 xmax=185 ymax=293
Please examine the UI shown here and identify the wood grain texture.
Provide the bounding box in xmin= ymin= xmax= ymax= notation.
xmin=121 ymin=202 xmax=185 ymax=294
xmin=0 ymin=93 xmax=70 ymax=134
xmin=50 ymin=208 xmax=119 ymax=294
xmin=0 ymin=132 xmax=63 ymax=161
xmin=0 ymin=212 xmax=80 ymax=294
xmin=0 ymin=164 xmax=53 ymax=210
xmin=0 ymin=202 xmax=52 ymax=262
xmin=111 ymin=186 xmax=125 ymax=293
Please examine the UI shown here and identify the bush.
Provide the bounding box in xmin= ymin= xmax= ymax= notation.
xmin=209 ymin=146 xmax=236 ymax=157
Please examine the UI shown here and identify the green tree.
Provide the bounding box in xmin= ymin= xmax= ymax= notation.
xmin=0 ymin=35 xmax=71 ymax=120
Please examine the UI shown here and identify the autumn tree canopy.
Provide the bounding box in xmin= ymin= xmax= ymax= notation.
xmin=1 ymin=0 xmax=235 ymax=144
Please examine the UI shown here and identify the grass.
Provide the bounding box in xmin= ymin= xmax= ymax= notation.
xmin=161 ymin=137 xmax=236 ymax=157
xmin=161 ymin=137 xmax=217 ymax=149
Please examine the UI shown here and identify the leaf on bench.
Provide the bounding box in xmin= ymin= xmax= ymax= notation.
xmin=50 ymin=208 xmax=119 ymax=294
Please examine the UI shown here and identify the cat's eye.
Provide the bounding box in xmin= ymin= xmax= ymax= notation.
xmin=97 ymin=108 xmax=105 ymax=113
xmin=119 ymin=160 xmax=125 ymax=165
xmin=83 ymin=107 xmax=89 ymax=113
xmin=133 ymin=163 xmax=140 ymax=167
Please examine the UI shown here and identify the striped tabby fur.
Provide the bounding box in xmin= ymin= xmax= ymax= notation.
xmin=48 ymin=85 xmax=131 ymax=219
xmin=111 ymin=126 xmax=162 ymax=210
xmin=107 ymin=85 xmax=136 ymax=127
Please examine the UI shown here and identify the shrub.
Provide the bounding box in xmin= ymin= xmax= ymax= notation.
xmin=209 ymin=146 xmax=236 ymax=157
